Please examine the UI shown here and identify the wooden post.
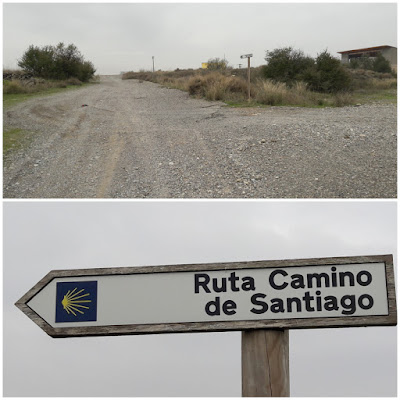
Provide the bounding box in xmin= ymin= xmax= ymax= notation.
xmin=242 ymin=329 xmax=290 ymax=397
xmin=247 ymin=56 xmax=251 ymax=102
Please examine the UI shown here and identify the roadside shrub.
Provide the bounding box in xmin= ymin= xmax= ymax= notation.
xmin=349 ymin=57 xmax=374 ymax=70
xmin=306 ymin=50 xmax=351 ymax=93
xmin=54 ymin=81 xmax=68 ymax=88
xmin=347 ymin=68 xmax=397 ymax=90
xmin=262 ymin=47 xmax=315 ymax=85
xmin=207 ymin=57 xmax=229 ymax=70
xmin=119 ymin=65 xmax=393 ymax=107
xmin=254 ymin=79 xmax=324 ymax=106
xmin=263 ymin=47 xmax=351 ymax=93
xmin=66 ymin=77 xmax=83 ymax=86
xmin=332 ymin=92 xmax=354 ymax=107
xmin=3 ymin=81 xmax=27 ymax=94
xmin=18 ymin=43 xmax=96 ymax=82
xmin=3 ymin=77 xmax=85 ymax=95
xmin=187 ymin=75 xmax=207 ymax=96
xmin=254 ymin=80 xmax=286 ymax=105
xmin=17 ymin=45 xmax=54 ymax=78
xmin=372 ymin=53 xmax=392 ymax=73
xmin=348 ymin=54 xmax=392 ymax=74
xmin=186 ymin=72 xmax=248 ymax=100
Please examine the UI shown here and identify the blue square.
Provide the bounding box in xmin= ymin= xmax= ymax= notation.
xmin=56 ymin=281 xmax=97 ymax=323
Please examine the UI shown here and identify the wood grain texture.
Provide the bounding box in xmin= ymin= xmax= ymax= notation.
xmin=15 ymin=254 xmax=397 ymax=338
xmin=242 ymin=329 xmax=290 ymax=397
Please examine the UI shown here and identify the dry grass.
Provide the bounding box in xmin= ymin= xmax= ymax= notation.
xmin=186 ymin=72 xmax=249 ymax=101
xmin=122 ymin=67 xmax=396 ymax=107
xmin=366 ymin=78 xmax=397 ymax=90
xmin=252 ymin=80 xmax=350 ymax=107
xmin=348 ymin=68 xmax=397 ymax=90
xmin=3 ymin=78 xmax=83 ymax=94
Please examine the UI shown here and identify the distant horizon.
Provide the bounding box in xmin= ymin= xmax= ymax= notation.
xmin=5 ymin=44 xmax=398 ymax=76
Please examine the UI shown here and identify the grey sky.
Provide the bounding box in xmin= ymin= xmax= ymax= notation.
xmin=3 ymin=3 xmax=397 ymax=74
xmin=4 ymin=201 xmax=397 ymax=396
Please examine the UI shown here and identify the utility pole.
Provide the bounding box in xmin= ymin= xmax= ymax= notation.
xmin=152 ymin=56 xmax=155 ymax=73
xmin=240 ymin=53 xmax=253 ymax=102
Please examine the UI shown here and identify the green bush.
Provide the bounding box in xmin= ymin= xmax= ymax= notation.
xmin=18 ymin=43 xmax=96 ymax=82
xmin=308 ymin=50 xmax=351 ymax=93
xmin=262 ymin=47 xmax=315 ymax=85
xmin=207 ymin=57 xmax=229 ymax=70
xmin=263 ymin=47 xmax=351 ymax=93
xmin=348 ymin=54 xmax=392 ymax=74
xmin=349 ymin=56 xmax=374 ymax=70
xmin=372 ymin=53 xmax=392 ymax=73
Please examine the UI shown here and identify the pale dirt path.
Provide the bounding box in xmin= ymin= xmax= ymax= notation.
xmin=3 ymin=75 xmax=397 ymax=198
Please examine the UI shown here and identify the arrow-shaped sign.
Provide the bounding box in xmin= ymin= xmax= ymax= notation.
xmin=16 ymin=255 xmax=396 ymax=338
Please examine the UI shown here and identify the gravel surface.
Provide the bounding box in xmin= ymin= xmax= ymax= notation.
xmin=3 ymin=75 xmax=397 ymax=198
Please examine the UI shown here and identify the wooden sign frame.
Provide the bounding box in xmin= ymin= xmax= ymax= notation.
xmin=15 ymin=255 xmax=396 ymax=338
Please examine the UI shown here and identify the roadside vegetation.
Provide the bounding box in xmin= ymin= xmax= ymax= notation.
xmin=3 ymin=127 xmax=34 ymax=156
xmin=3 ymin=75 xmax=89 ymax=107
xmin=122 ymin=48 xmax=396 ymax=107
xmin=17 ymin=43 xmax=96 ymax=82
xmin=3 ymin=43 xmax=98 ymax=156
xmin=3 ymin=43 xmax=97 ymax=108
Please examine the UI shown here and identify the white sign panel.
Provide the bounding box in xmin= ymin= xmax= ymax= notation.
xmin=16 ymin=255 xmax=396 ymax=337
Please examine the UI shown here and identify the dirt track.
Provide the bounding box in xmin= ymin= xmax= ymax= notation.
xmin=3 ymin=75 xmax=397 ymax=198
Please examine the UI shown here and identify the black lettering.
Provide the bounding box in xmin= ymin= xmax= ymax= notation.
xmin=303 ymin=291 xmax=315 ymax=312
xmin=307 ymin=273 xmax=330 ymax=288
xmin=287 ymin=297 xmax=301 ymax=312
xmin=356 ymin=271 xmax=372 ymax=287
xmin=222 ymin=300 xmax=237 ymax=315
xmin=205 ymin=297 xmax=220 ymax=316
xmin=242 ymin=276 xmax=256 ymax=291
xmin=341 ymin=295 xmax=356 ymax=315
xmin=339 ymin=271 xmax=355 ymax=287
xmin=250 ymin=293 xmax=268 ymax=314
xmin=324 ymin=295 xmax=339 ymax=311
xmin=271 ymin=298 xmax=285 ymax=313
xmin=358 ymin=294 xmax=374 ymax=310
xmin=195 ymin=273 xmax=211 ymax=293
xmin=228 ymin=272 xmax=240 ymax=292
xmin=315 ymin=290 xmax=322 ymax=311
xmin=290 ymin=274 xmax=305 ymax=289
xmin=213 ymin=277 xmax=227 ymax=293
xmin=331 ymin=267 xmax=338 ymax=287
xmin=269 ymin=269 xmax=288 ymax=290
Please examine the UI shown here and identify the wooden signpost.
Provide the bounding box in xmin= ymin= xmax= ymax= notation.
xmin=16 ymin=254 xmax=396 ymax=396
xmin=240 ymin=53 xmax=253 ymax=102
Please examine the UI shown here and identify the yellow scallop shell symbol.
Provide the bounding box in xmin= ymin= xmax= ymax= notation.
xmin=61 ymin=288 xmax=91 ymax=316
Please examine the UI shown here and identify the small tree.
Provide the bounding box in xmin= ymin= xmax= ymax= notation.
xmin=207 ymin=57 xmax=229 ymax=70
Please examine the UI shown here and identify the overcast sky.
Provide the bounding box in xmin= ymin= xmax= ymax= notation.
xmin=2 ymin=2 xmax=397 ymax=74
xmin=3 ymin=201 xmax=397 ymax=396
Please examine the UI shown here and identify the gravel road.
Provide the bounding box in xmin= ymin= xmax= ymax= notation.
xmin=3 ymin=75 xmax=396 ymax=198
